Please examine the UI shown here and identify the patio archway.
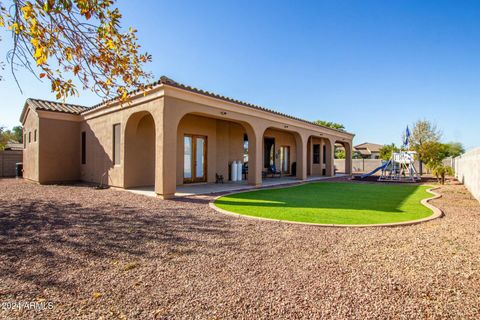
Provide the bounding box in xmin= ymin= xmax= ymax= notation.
xmin=175 ymin=112 xmax=261 ymax=186
xmin=124 ymin=111 xmax=156 ymax=188
xmin=307 ymin=135 xmax=332 ymax=177
xmin=334 ymin=140 xmax=352 ymax=174
xmin=262 ymin=127 xmax=306 ymax=180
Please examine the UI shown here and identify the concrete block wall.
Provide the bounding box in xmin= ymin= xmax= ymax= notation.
xmin=334 ymin=159 xmax=382 ymax=173
xmin=334 ymin=158 xmax=427 ymax=175
xmin=0 ymin=150 xmax=23 ymax=177
xmin=454 ymin=147 xmax=480 ymax=202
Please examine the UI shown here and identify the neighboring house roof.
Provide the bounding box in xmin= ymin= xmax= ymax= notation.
xmin=354 ymin=142 xmax=383 ymax=152
xmin=357 ymin=149 xmax=372 ymax=156
xmin=353 ymin=142 xmax=384 ymax=155
xmin=19 ymin=77 xmax=354 ymax=136
xmin=20 ymin=98 xmax=89 ymax=122
xmin=4 ymin=141 xmax=23 ymax=151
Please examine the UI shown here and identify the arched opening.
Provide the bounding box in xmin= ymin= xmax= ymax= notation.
xmin=307 ymin=135 xmax=332 ymax=177
xmin=334 ymin=140 xmax=352 ymax=174
xmin=124 ymin=112 xmax=156 ymax=188
xmin=176 ymin=113 xmax=255 ymax=186
xmin=262 ymin=127 xmax=303 ymax=180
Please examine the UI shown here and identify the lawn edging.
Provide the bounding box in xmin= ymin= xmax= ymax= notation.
xmin=209 ymin=184 xmax=444 ymax=228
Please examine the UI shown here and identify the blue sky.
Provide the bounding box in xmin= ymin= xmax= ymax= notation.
xmin=1 ymin=0 xmax=479 ymax=149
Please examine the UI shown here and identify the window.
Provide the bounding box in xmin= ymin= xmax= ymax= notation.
xmin=323 ymin=145 xmax=327 ymax=164
xmin=113 ymin=124 xmax=121 ymax=165
xmin=28 ymin=132 xmax=31 ymax=143
xmin=81 ymin=131 xmax=86 ymax=164
xmin=313 ymin=144 xmax=320 ymax=164
xmin=34 ymin=129 xmax=37 ymax=142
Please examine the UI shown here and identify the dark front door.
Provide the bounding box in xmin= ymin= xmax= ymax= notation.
xmin=264 ymin=137 xmax=275 ymax=168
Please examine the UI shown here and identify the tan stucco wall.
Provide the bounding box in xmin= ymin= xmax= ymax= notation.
xmin=218 ymin=120 xmax=245 ymax=179
xmin=38 ymin=117 xmax=80 ymax=183
xmin=81 ymin=96 xmax=164 ymax=188
xmin=22 ymin=108 xmax=39 ymax=181
xmin=80 ymin=114 xmax=117 ymax=185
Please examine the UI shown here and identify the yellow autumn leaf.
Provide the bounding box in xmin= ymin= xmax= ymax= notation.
xmin=92 ymin=292 xmax=103 ymax=299
xmin=34 ymin=47 xmax=42 ymax=58
xmin=36 ymin=55 xmax=47 ymax=66
xmin=21 ymin=4 xmax=32 ymax=17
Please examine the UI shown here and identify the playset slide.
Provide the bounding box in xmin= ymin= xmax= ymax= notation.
xmin=359 ymin=160 xmax=390 ymax=179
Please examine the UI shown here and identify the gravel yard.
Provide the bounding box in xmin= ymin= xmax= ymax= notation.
xmin=0 ymin=178 xmax=479 ymax=319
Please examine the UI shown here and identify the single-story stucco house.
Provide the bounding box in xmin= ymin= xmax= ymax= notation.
xmin=20 ymin=76 xmax=354 ymax=198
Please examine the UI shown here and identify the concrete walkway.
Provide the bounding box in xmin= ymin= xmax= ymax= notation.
xmin=126 ymin=174 xmax=349 ymax=198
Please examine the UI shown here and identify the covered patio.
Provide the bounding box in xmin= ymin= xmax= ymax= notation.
xmin=126 ymin=174 xmax=348 ymax=198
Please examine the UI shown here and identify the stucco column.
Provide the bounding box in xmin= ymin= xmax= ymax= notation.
xmin=325 ymin=139 xmax=335 ymax=176
xmin=344 ymin=142 xmax=352 ymax=175
xmin=319 ymin=138 xmax=324 ymax=176
xmin=295 ymin=134 xmax=308 ymax=180
xmin=307 ymin=137 xmax=312 ymax=176
xmin=155 ymin=105 xmax=177 ymax=199
xmin=247 ymin=127 xmax=263 ymax=186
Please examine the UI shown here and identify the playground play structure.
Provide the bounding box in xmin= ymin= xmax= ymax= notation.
xmin=356 ymin=151 xmax=421 ymax=182
xmin=355 ymin=126 xmax=421 ymax=182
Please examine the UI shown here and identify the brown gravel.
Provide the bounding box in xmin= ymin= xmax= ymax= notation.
xmin=0 ymin=178 xmax=479 ymax=319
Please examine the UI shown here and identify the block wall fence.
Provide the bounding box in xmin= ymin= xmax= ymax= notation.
xmin=0 ymin=150 xmax=23 ymax=177
xmin=454 ymin=147 xmax=480 ymax=202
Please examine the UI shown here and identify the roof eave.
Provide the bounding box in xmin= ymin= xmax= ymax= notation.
xmin=19 ymin=100 xmax=33 ymax=124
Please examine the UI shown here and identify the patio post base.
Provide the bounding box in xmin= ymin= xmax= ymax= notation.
xmin=157 ymin=193 xmax=175 ymax=200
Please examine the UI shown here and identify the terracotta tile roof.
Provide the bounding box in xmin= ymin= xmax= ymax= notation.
xmin=20 ymin=98 xmax=88 ymax=122
xmin=27 ymin=98 xmax=88 ymax=114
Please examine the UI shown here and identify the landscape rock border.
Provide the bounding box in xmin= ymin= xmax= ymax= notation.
xmin=209 ymin=183 xmax=444 ymax=228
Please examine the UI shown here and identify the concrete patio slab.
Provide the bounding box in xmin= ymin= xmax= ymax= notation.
xmin=125 ymin=174 xmax=349 ymax=198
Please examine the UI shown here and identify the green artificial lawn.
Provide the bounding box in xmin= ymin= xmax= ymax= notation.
xmin=214 ymin=182 xmax=434 ymax=225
